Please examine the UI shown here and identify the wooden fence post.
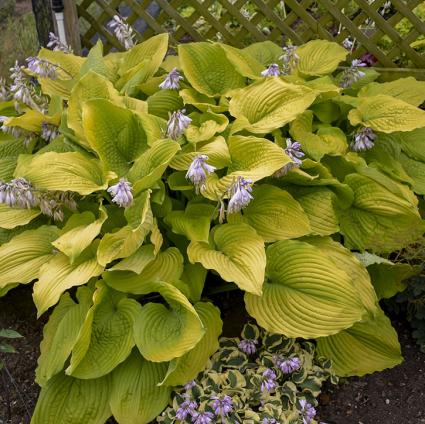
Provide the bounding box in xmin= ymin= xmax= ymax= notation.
xmin=64 ymin=0 xmax=82 ymax=55
xmin=31 ymin=0 xmax=55 ymax=48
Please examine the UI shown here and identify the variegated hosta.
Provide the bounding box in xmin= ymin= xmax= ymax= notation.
xmin=157 ymin=323 xmax=338 ymax=424
xmin=0 ymin=32 xmax=424 ymax=424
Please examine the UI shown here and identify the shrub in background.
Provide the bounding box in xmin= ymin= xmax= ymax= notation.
xmin=0 ymin=23 xmax=424 ymax=423
xmin=157 ymin=323 xmax=337 ymax=423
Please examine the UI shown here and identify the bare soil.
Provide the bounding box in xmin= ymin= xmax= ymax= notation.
xmin=1 ymin=288 xmax=424 ymax=424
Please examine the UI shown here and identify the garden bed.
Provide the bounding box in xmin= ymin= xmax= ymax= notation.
xmin=1 ymin=287 xmax=425 ymax=424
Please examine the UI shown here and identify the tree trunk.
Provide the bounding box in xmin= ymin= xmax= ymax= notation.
xmin=31 ymin=0 xmax=55 ymax=48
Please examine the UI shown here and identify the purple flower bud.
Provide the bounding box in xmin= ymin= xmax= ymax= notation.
xmin=263 ymin=418 xmax=278 ymax=424
xmin=26 ymin=57 xmax=58 ymax=79
xmin=192 ymin=411 xmax=215 ymax=424
xmin=273 ymin=355 xmax=302 ymax=373
xmin=107 ymin=178 xmax=133 ymax=208
xmin=176 ymin=398 xmax=198 ymax=420
xmin=227 ymin=177 xmax=253 ymax=215
xmin=284 ymin=138 xmax=304 ymax=165
xmin=41 ymin=122 xmax=59 ymax=142
xmin=261 ymin=368 xmax=277 ymax=393
xmin=185 ymin=154 xmax=216 ymax=194
xmin=211 ymin=395 xmax=233 ymax=416
xmin=340 ymin=60 xmax=367 ymax=88
xmin=342 ymin=37 xmax=354 ymax=50
xmin=350 ymin=127 xmax=376 ymax=152
xmin=279 ymin=45 xmax=299 ymax=75
xmin=299 ymin=399 xmax=316 ymax=424
xmin=47 ymin=32 xmax=73 ymax=53
xmin=109 ymin=15 xmax=135 ymax=50
xmin=238 ymin=339 xmax=257 ymax=355
xmin=159 ymin=68 xmax=184 ymax=90
xmin=184 ymin=380 xmax=196 ymax=390
xmin=261 ymin=64 xmax=280 ymax=77
xmin=166 ymin=109 xmax=192 ymax=140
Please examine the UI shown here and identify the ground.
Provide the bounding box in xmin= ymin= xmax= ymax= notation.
xmin=1 ymin=288 xmax=424 ymax=424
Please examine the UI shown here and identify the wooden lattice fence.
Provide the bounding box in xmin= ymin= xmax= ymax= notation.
xmin=74 ymin=0 xmax=425 ymax=78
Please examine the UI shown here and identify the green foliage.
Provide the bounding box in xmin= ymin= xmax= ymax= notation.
xmin=0 ymin=328 xmax=23 ymax=370
xmin=0 ymin=34 xmax=424 ymax=423
xmin=157 ymin=323 xmax=338 ymax=423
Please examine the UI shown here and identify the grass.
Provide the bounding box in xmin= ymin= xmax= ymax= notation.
xmin=0 ymin=3 xmax=39 ymax=78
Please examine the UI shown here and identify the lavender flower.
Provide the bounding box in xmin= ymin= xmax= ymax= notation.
xmin=280 ymin=45 xmax=299 ymax=75
xmin=238 ymin=339 xmax=258 ymax=355
xmin=47 ymin=32 xmax=73 ymax=53
xmin=41 ymin=122 xmax=59 ymax=142
xmin=211 ymin=395 xmax=233 ymax=417
xmin=261 ymin=64 xmax=280 ymax=77
xmin=159 ymin=68 xmax=184 ymax=90
xmin=227 ymin=177 xmax=253 ymax=215
xmin=39 ymin=196 xmax=64 ymax=222
xmin=184 ymin=380 xmax=197 ymax=390
xmin=9 ymin=61 xmax=35 ymax=107
xmin=186 ymin=154 xmax=216 ymax=194
xmin=263 ymin=418 xmax=278 ymax=424
xmin=26 ymin=57 xmax=58 ymax=79
xmin=339 ymin=59 xmax=367 ymax=88
xmin=299 ymin=399 xmax=316 ymax=424
xmin=273 ymin=356 xmax=301 ymax=373
xmin=176 ymin=398 xmax=198 ymax=420
xmin=166 ymin=109 xmax=192 ymax=140
xmin=350 ymin=127 xmax=376 ymax=152
xmin=261 ymin=368 xmax=277 ymax=393
xmin=0 ymin=116 xmax=35 ymax=145
xmin=192 ymin=411 xmax=215 ymax=424
xmin=107 ymin=178 xmax=133 ymax=208
xmin=0 ymin=178 xmax=37 ymax=209
xmin=274 ymin=138 xmax=304 ymax=177
xmin=342 ymin=37 xmax=354 ymax=50
xmin=109 ymin=15 xmax=135 ymax=50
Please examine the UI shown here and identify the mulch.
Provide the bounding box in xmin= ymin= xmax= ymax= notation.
xmin=1 ymin=287 xmax=424 ymax=424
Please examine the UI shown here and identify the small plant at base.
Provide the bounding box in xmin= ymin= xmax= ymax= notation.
xmin=157 ymin=323 xmax=338 ymax=423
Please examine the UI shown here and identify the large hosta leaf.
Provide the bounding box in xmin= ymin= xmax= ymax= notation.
xmin=355 ymin=252 xmax=419 ymax=299
xmin=339 ymin=173 xmax=424 ymax=252
xmin=133 ymin=281 xmax=204 ymax=362
xmin=14 ymin=152 xmax=114 ymax=195
xmin=110 ymin=351 xmax=170 ymax=424
xmin=52 ymin=206 xmax=107 ymax=264
xmin=399 ymin=153 xmax=425 ymax=195
xmin=317 ymin=308 xmax=402 ymax=376
xmin=228 ymin=185 xmax=311 ymax=242
xmin=165 ymin=203 xmax=215 ymax=243
xmin=33 ymin=242 xmax=103 ymax=316
xmin=188 ymin=223 xmax=266 ymax=295
xmin=66 ymin=283 xmax=140 ymax=379
xmin=162 ymin=302 xmax=222 ymax=386
xmin=245 ymin=240 xmax=366 ymax=338
xmin=67 ymin=71 xmax=128 ymax=147
xmin=0 ymin=204 xmax=41 ymax=229
xmin=36 ymin=287 xmax=93 ymax=386
xmin=219 ymin=43 xmax=264 ymax=79
xmin=229 ymin=78 xmax=317 ymax=133
xmin=358 ymin=77 xmax=425 ymax=107
xmin=178 ymin=42 xmax=245 ymax=97
xmin=127 ymin=139 xmax=180 ymax=194
xmin=185 ymin=111 xmax=229 ymax=143
xmin=82 ymin=99 xmax=158 ymax=176
xmin=170 ymin=136 xmax=231 ymax=171
xmin=97 ymin=191 xmax=153 ymax=266
xmin=202 ymin=135 xmax=290 ymax=200
xmin=292 ymin=187 xmax=340 ymax=236
xmin=31 ymin=373 xmax=111 ymax=424
xmin=296 ymin=40 xmax=347 ymax=76
xmin=306 ymin=237 xmax=378 ymax=315
xmin=103 ymin=247 xmax=184 ymax=294
xmin=0 ymin=226 xmax=59 ymax=289
xmin=243 ymin=41 xmax=282 ymax=66
xmin=348 ymin=95 xmax=425 ymax=133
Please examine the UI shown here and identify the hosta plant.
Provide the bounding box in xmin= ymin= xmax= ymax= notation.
xmin=157 ymin=323 xmax=337 ymax=423
xmin=0 ymin=24 xmax=424 ymax=423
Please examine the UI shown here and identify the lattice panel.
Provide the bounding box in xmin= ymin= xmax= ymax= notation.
xmin=76 ymin=0 xmax=425 ymax=69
